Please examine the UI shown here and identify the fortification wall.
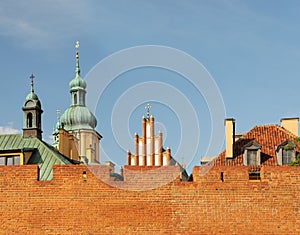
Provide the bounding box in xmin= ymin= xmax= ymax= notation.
xmin=0 ymin=164 xmax=299 ymax=234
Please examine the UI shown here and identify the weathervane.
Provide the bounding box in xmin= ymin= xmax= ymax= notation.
xmin=29 ymin=73 xmax=35 ymax=93
xmin=145 ymin=103 xmax=152 ymax=119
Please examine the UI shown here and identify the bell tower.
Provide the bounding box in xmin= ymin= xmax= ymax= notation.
xmin=22 ymin=74 xmax=43 ymax=139
xmin=57 ymin=41 xmax=102 ymax=163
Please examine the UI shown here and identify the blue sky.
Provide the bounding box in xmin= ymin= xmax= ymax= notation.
xmin=1 ymin=0 xmax=300 ymax=172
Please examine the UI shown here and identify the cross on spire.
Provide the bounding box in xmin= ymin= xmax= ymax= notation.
xmin=29 ymin=73 xmax=35 ymax=93
xmin=145 ymin=103 xmax=152 ymax=119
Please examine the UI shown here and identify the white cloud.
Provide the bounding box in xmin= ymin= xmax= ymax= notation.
xmin=0 ymin=123 xmax=21 ymax=134
xmin=0 ymin=0 xmax=90 ymax=49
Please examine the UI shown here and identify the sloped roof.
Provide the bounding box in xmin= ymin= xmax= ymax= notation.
xmin=0 ymin=134 xmax=73 ymax=180
xmin=213 ymin=124 xmax=298 ymax=166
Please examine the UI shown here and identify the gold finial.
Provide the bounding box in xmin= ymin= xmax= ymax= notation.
xmin=145 ymin=103 xmax=152 ymax=119
xmin=75 ymin=40 xmax=79 ymax=59
xmin=29 ymin=73 xmax=35 ymax=93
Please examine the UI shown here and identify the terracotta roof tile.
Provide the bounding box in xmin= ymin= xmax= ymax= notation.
xmin=212 ymin=124 xmax=298 ymax=166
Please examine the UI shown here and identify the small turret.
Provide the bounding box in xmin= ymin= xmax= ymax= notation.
xmin=22 ymin=74 xmax=43 ymax=140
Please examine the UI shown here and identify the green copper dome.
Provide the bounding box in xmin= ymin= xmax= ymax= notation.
xmin=24 ymin=92 xmax=41 ymax=109
xmin=60 ymin=105 xmax=97 ymax=131
xmin=24 ymin=75 xmax=41 ymax=109
xmin=69 ymin=74 xmax=87 ymax=90
xmin=26 ymin=91 xmax=39 ymax=101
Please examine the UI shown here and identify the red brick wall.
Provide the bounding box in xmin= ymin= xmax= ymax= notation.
xmin=0 ymin=164 xmax=299 ymax=234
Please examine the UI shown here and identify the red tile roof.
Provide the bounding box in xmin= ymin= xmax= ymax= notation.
xmin=212 ymin=124 xmax=298 ymax=166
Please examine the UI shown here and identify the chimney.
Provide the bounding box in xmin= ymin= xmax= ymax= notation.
xmin=126 ymin=150 xmax=131 ymax=166
xmin=281 ymin=117 xmax=299 ymax=136
xmin=224 ymin=118 xmax=235 ymax=159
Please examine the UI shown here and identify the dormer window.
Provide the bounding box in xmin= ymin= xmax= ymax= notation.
xmin=242 ymin=141 xmax=262 ymax=166
xmin=247 ymin=150 xmax=259 ymax=165
xmin=276 ymin=140 xmax=296 ymax=165
xmin=283 ymin=149 xmax=293 ymax=164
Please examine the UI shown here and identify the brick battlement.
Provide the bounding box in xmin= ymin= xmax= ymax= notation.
xmin=0 ymin=164 xmax=300 ymax=234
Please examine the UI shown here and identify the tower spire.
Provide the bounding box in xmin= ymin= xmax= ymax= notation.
xmin=75 ymin=40 xmax=80 ymax=75
xmin=30 ymin=73 xmax=35 ymax=93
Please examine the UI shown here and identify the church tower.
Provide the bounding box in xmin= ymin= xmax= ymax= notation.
xmin=22 ymin=74 xmax=43 ymax=140
xmin=56 ymin=41 xmax=102 ymax=163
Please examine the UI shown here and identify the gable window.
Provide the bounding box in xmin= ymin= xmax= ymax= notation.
xmin=276 ymin=140 xmax=296 ymax=165
xmin=242 ymin=141 xmax=262 ymax=166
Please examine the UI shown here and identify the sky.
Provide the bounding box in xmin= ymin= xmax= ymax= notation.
xmin=1 ymin=0 xmax=300 ymax=173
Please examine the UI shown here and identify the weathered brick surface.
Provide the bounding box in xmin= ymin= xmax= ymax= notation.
xmin=0 ymin=164 xmax=299 ymax=234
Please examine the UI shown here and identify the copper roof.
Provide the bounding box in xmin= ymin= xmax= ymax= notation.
xmin=0 ymin=134 xmax=74 ymax=180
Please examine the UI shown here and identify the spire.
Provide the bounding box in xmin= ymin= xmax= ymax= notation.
xmin=30 ymin=73 xmax=35 ymax=93
xmin=75 ymin=40 xmax=80 ymax=75
xmin=69 ymin=40 xmax=86 ymax=90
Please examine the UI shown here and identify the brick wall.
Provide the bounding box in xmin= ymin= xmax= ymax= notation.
xmin=0 ymin=164 xmax=299 ymax=234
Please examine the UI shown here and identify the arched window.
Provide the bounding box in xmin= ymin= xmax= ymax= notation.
xmin=27 ymin=113 xmax=33 ymax=128
xmin=74 ymin=93 xmax=77 ymax=105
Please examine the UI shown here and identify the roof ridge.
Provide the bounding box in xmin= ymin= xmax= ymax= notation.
xmin=251 ymin=124 xmax=280 ymax=128
xmin=240 ymin=124 xmax=286 ymax=138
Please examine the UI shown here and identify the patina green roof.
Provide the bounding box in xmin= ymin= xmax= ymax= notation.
xmin=69 ymin=74 xmax=87 ymax=90
xmin=26 ymin=91 xmax=39 ymax=101
xmin=0 ymin=134 xmax=73 ymax=180
xmin=60 ymin=106 xmax=97 ymax=131
xmin=24 ymin=74 xmax=42 ymax=109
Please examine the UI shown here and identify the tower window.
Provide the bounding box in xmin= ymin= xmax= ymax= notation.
xmin=74 ymin=93 xmax=77 ymax=105
xmin=27 ymin=113 xmax=33 ymax=128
